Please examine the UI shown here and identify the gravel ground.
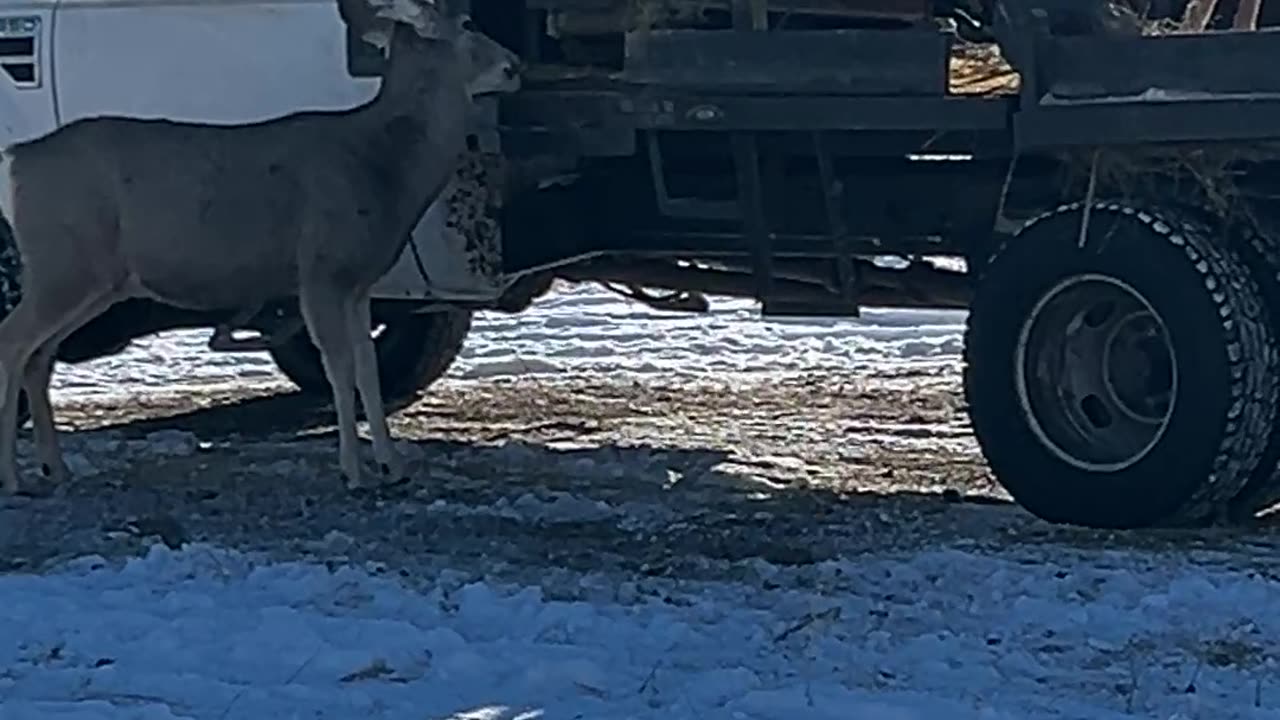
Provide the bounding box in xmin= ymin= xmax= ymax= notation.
xmin=5 ymin=370 xmax=1280 ymax=589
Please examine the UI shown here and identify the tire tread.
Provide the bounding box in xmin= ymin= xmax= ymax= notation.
xmin=965 ymin=201 xmax=1276 ymax=527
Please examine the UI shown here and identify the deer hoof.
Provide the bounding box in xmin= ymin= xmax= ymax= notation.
xmin=343 ymin=471 xmax=370 ymax=493
xmin=344 ymin=462 xmax=410 ymax=495
xmin=377 ymin=459 xmax=410 ymax=487
xmin=39 ymin=461 xmax=69 ymax=485
xmin=380 ymin=472 xmax=412 ymax=490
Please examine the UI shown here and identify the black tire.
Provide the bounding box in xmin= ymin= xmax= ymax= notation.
xmin=1225 ymin=212 xmax=1280 ymax=517
xmin=964 ymin=202 xmax=1277 ymax=529
xmin=0 ymin=217 xmax=29 ymax=426
xmin=269 ymin=309 xmax=472 ymax=414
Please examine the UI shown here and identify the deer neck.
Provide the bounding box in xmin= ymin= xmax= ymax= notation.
xmin=354 ymin=25 xmax=472 ymax=237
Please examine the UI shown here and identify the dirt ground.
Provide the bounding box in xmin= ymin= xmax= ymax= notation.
xmin=4 ymin=369 xmax=1280 ymax=587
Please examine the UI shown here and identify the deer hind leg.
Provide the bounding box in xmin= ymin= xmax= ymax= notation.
xmin=347 ymin=292 xmax=405 ymax=485
xmin=22 ymin=292 xmax=118 ymax=489
xmin=299 ymin=281 xmax=365 ymax=489
xmin=0 ymin=285 xmax=115 ymax=494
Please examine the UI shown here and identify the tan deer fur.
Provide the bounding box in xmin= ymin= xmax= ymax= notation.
xmin=0 ymin=0 xmax=520 ymax=493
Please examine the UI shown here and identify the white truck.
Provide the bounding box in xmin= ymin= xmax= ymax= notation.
xmin=0 ymin=0 xmax=509 ymax=406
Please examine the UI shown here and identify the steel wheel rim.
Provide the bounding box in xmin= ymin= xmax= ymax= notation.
xmin=1015 ymin=274 xmax=1178 ymax=473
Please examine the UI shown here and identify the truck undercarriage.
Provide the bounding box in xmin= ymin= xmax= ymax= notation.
xmin=45 ymin=0 xmax=1280 ymax=529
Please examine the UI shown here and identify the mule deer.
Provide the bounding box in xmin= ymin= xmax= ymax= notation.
xmin=0 ymin=0 xmax=520 ymax=494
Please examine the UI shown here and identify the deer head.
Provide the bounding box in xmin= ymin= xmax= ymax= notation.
xmin=448 ymin=13 xmax=522 ymax=96
xmin=337 ymin=0 xmax=521 ymax=97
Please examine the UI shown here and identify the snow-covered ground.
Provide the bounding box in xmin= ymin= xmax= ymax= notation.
xmin=7 ymin=284 xmax=1275 ymax=719
xmin=47 ymin=283 xmax=967 ymax=400
xmin=5 ymin=542 xmax=1279 ymax=720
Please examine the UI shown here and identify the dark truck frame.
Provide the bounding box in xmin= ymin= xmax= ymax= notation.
xmin=33 ymin=0 xmax=1280 ymax=529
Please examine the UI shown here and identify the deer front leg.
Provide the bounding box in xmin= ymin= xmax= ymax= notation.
xmin=300 ymin=285 xmax=365 ymax=489
xmin=348 ymin=293 xmax=405 ymax=485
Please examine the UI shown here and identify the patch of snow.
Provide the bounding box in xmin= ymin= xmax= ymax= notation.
xmin=48 ymin=284 xmax=965 ymax=399
xmin=417 ymin=491 xmax=677 ymax=530
xmin=2 ymin=543 xmax=1279 ymax=719
xmin=458 ymin=284 xmax=964 ymax=379
xmin=303 ymin=530 xmax=357 ymax=556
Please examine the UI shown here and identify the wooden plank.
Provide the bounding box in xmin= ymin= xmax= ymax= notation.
xmin=1182 ymin=0 xmax=1220 ymax=30
xmin=766 ymin=0 xmax=930 ymax=18
xmin=1234 ymin=0 xmax=1263 ymax=29
xmin=526 ymin=0 xmax=931 ymax=21
xmin=623 ymin=28 xmax=950 ymax=95
xmin=630 ymin=94 xmax=1011 ymax=131
xmin=1040 ymin=29 xmax=1280 ymax=100
xmin=1015 ymin=97 xmax=1280 ymax=148
xmin=498 ymin=90 xmax=1011 ymax=134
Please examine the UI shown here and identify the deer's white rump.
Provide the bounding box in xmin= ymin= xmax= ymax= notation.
xmin=0 ymin=0 xmax=520 ymax=494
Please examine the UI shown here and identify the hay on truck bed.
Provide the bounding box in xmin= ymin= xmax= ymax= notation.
xmin=944 ymin=0 xmax=1262 ymax=96
xmin=949 ymin=41 xmax=1019 ymax=95
xmin=945 ymin=0 xmax=1280 ymax=223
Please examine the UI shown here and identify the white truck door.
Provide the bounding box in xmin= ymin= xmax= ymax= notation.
xmin=0 ymin=5 xmax=57 ymax=150
xmin=52 ymin=0 xmax=506 ymax=304
xmin=54 ymin=0 xmax=375 ymax=125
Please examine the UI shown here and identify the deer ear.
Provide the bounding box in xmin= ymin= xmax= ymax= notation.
xmin=336 ymin=0 xmax=380 ymax=31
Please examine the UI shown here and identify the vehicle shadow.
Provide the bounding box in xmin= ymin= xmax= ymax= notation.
xmin=12 ymin=388 xmax=1269 ymax=582
xmin=42 ymin=384 xmax=1254 ymax=579
xmin=6 ymin=384 xmax=1047 ymax=579
xmin=63 ymin=386 xmax=350 ymax=437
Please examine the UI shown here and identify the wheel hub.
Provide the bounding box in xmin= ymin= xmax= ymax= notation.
xmin=1016 ymin=274 xmax=1177 ymax=472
